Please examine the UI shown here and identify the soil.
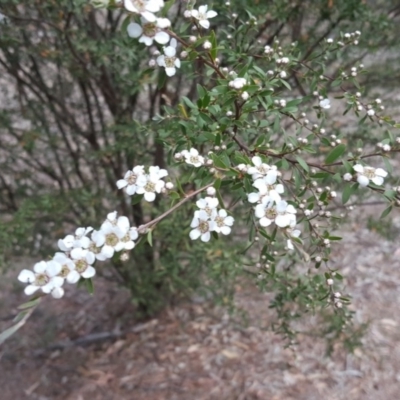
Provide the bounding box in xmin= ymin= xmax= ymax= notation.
xmin=1 ymin=213 xmax=400 ymax=400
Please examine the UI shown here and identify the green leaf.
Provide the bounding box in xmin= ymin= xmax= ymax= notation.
xmin=342 ymin=183 xmax=358 ymax=204
xmin=325 ymin=144 xmax=346 ymax=164
xmin=296 ymin=156 xmax=309 ymax=172
xmin=147 ymin=230 xmax=153 ymax=247
xmin=0 ymin=306 xmax=37 ymax=345
xmin=380 ymin=205 xmax=393 ymax=219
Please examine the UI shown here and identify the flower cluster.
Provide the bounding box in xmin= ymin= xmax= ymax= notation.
xmin=175 ymin=148 xmax=206 ymax=167
xmin=18 ymin=211 xmax=140 ymax=299
xmin=243 ymin=156 xmax=301 ymax=249
xmin=352 ymin=164 xmax=388 ymax=187
xmin=190 ymin=194 xmax=234 ymax=242
xmin=117 ymin=165 xmax=168 ymax=201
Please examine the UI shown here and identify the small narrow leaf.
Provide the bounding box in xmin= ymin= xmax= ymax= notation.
xmin=325 ymin=144 xmax=346 ymax=164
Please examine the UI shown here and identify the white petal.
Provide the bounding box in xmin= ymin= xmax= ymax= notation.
xmin=220 ymin=226 xmax=231 ymax=235
xmin=259 ymin=217 xmax=272 ymax=227
xmin=157 ymin=55 xmax=166 ymax=67
xmin=82 ymin=266 xmax=96 ymax=279
xmin=141 ymin=11 xmax=157 ymax=22
xmin=24 ymin=285 xmax=39 ymax=296
xmin=164 ymin=46 xmax=176 ymax=57
xmin=144 ymin=191 xmax=156 ymax=202
xmin=357 ymin=175 xmax=369 ymax=187
xmin=126 ymin=185 xmax=137 ymax=195
xmin=127 ymin=22 xmax=142 ymax=38
xmin=198 ymin=5 xmax=208 ymax=14
xmin=199 ymin=19 xmax=210 ymax=29
xmin=375 ymin=168 xmax=388 ymax=178
xmin=156 ymin=18 xmax=171 ymax=29
xmin=371 ymin=176 xmax=384 ymax=186
xmin=174 ymin=58 xmax=181 ymax=68
xmin=51 ymin=287 xmax=64 ymax=299
xmin=201 ymin=232 xmax=211 ymax=242
xmin=255 ymin=205 xmax=266 ymax=218
xmin=189 ymin=229 xmax=201 ymax=240
xmin=191 ymin=10 xmax=199 ymax=18
xmin=46 ymin=260 xmax=62 ymax=277
xmin=218 ymin=209 xmax=228 ymax=218
xmin=139 ymin=35 xmax=154 ymax=46
xmin=18 ymin=269 xmax=35 ymax=283
xmin=251 ymin=156 xmax=262 ymax=166
xmin=101 ymin=246 xmax=114 ymax=259
xmin=33 ymin=261 xmax=47 ymax=273
xmin=353 ymin=164 xmax=364 ymax=173
xmin=170 ymin=38 xmax=177 ymax=48
xmin=224 ymin=216 xmax=234 ymax=226
xmin=155 ymin=31 xmax=170 ymax=44
xmin=248 ymin=192 xmax=260 ymax=203
xmin=275 ymin=214 xmax=290 ymax=228
xmin=70 ymin=247 xmax=84 ymax=260
xmin=276 ymin=201 xmax=288 ymax=213
xmin=206 ymin=10 xmax=217 ymax=18
xmin=52 ymin=276 xmax=64 ymax=288
xmin=165 ymin=67 xmax=176 ymax=76
xmin=67 ymin=270 xmax=80 ymax=284
xmin=117 ymin=216 xmax=130 ymax=232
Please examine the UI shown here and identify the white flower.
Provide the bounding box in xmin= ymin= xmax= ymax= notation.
xmin=343 ymin=172 xmax=353 ymax=181
xmin=196 ymin=196 xmax=219 ymax=219
xmin=353 ymin=164 xmax=387 ymax=187
xmin=181 ymin=148 xmax=205 ymax=167
xmin=241 ymin=91 xmax=249 ymax=101
xmin=213 ymin=209 xmax=234 ymax=235
xmin=117 ymin=165 xmax=147 ymax=195
xmin=286 ymin=228 xmax=301 ymax=250
xmin=123 ymin=0 xmax=164 ymax=22
xmin=189 ymin=210 xmax=216 ymax=242
xmin=92 ymin=213 xmax=132 ymax=259
xmin=229 ymin=77 xmax=247 ymax=90
xmin=157 ymin=38 xmax=181 ymax=77
xmin=248 ymin=177 xmax=284 ymax=205
xmin=53 ymin=252 xmax=80 ymax=284
xmin=136 ymin=166 xmax=168 ymax=201
xmin=255 ymin=203 xmax=277 ymax=227
xmin=319 ymin=98 xmax=331 ymax=109
xmin=255 ymin=200 xmax=296 ymax=228
xmin=127 ymin=17 xmax=170 ymax=46
xmin=70 ymin=248 xmax=96 ymax=279
xmin=367 ymin=109 xmax=375 ymax=116
xmin=57 ymin=226 xmax=93 ymax=252
xmin=203 ymin=40 xmax=212 ymax=49
xmin=191 ymin=5 xmax=217 ymax=29
xmin=275 ymin=200 xmax=297 ymax=228
xmin=247 ymin=156 xmax=277 ymax=181
xmin=18 ymin=260 xmax=64 ymax=296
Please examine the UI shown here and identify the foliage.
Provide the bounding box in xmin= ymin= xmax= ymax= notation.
xmin=0 ymin=0 xmax=400 ymax=347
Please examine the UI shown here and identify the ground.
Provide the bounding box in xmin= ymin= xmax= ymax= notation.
xmin=1 ymin=215 xmax=400 ymax=400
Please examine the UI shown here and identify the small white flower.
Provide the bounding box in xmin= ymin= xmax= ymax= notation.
xmin=189 ymin=210 xmax=216 ymax=242
xmin=213 ymin=209 xmax=234 ymax=235
xmin=157 ymin=38 xmax=181 ymax=77
xmin=279 ymin=71 xmax=287 ymax=79
xmin=117 ymin=165 xmax=147 ymax=195
xmin=92 ymin=213 xmax=131 ymax=259
xmin=18 ymin=261 xmax=64 ymax=296
xmin=127 ymin=17 xmax=170 ymax=46
xmin=275 ymin=201 xmax=297 ymax=228
xmin=181 ymin=148 xmax=205 ymax=167
xmin=206 ymin=187 xmax=216 ymax=196
xmin=136 ymin=166 xmax=168 ymax=201
xmin=353 ymin=164 xmax=387 ymax=187
xmin=57 ymin=226 xmax=93 ymax=252
xmin=191 ymin=5 xmax=217 ymax=29
xmin=203 ymin=40 xmax=212 ymax=49
xmin=248 ymin=177 xmax=284 ymax=206
xmin=53 ymin=252 xmax=80 ymax=284
xmin=343 ymin=172 xmax=353 ymax=181
xmin=196 ymin=196 xmax=219 ymax=219
xmin=319 ymin=98 xmax=331 ymax=109
xmin=123 ymin=0 xmax=164 ymax=22
xmin=229 ymin=77 xmax=247 ymax=90
xmin=247 ymin=156 xmax=278 ymax=181
xmin=241 ymin=91 xmax=249 ymax=101
xmin=70 ymin=248 xmax=96 ymax=279
xmin=254 ymin=203 xmax=277 ymax=227
xmin=367 ymin=109 xmax=375 ymax=116
xmin=286 ymin=228 xmax=301 ymax=250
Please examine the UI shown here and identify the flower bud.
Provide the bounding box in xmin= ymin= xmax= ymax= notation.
xmin=206 ymin=187 xmax=216 ymax=196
